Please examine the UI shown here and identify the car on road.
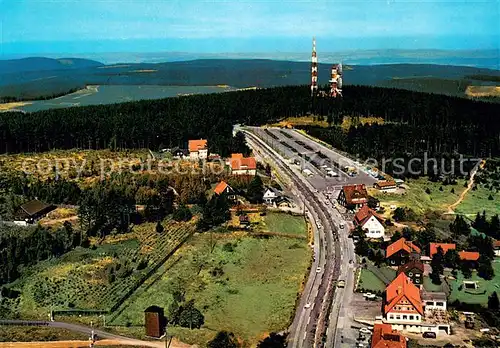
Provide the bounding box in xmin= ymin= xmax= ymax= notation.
xmin=339 ymin=223 xmax=345 ymax=229
xmin=337 ymin=280 xmax=345 ymax=288
xmin=359 ymin=328 xmax=371 ymax=334
xmin=316 ymin=267 xmax=321 ymax=273
xmin=304 ymin=303 xmax=311 ymax=309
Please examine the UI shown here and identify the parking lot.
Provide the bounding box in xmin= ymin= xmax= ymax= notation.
xmin=253 ymin=127 xmax=377 ymax=192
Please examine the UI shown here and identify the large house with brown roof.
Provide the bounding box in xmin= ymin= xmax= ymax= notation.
xmin=397 ymin=259 xmax=424 ymax=288
xmin=337 ymin=184 xmax=368 ymax=210
xmin=386 ymin=238 xmax=421 ymax=266
xmin=374 ymin=180 xmax=397 ymax=192
xmin=13 ymin=199 xmax=56 ymax=225
xmin=229 ymin=155 xmax=257 ymax=176
xmin=353 ymin=205 xmax=385 ymax=239
xmin=371 ymin=323 xmax=407 ymax=348
xmin=385 ymin=273 xmax=423 ymax=325
xmin=188 ymin=139 xmax=208 ymax=160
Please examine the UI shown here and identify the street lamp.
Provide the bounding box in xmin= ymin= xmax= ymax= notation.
xmin=99 ymin=314 xmax=106 ymax=327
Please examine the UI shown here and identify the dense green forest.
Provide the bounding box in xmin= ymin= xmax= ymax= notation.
xmin=1 ymin=85 xmax=499 ymax=163
xmin=0 ymin=222 xmax=78 ymax=285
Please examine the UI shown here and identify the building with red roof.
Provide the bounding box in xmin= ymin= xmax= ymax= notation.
xmin=353 ymin=205 xmax=385 ymax=239
xmin=386 ymin=238 xmax=421 ymax=266
xmin=385 ymin=273 xmax=423 ymax=324
xmin=337 ymin=184 xmax=368 ymax=210
xmin=458 ymin=251 xmax=480 ymax=261
xmin=229 ymin=156 xmax=257 ymax=176
xmin=188 ymin=139 xmax=208 ymax=160
xmin=371 ymin=323 xmax=407 ymax=348
xmin=429 ymin=243 xmax=456 ymax=258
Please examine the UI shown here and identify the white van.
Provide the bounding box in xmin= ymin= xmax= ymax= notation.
xmin=302 ymin=168 xmax=313 ymax=177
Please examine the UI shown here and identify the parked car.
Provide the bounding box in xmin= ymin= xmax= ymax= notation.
xmin=304 ymin=303 xmax=311 ymax=309
xmin=359 ymin=328 xmax=371 ymax=334
xmin=337 ymin=280 xmax=345 ymax=288
xmin=422 ymin=332 xmax=436 ymax=338
xmin=316 ymin=267 xmax=322 ymax=273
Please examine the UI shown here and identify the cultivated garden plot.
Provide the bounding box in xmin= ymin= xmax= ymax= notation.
xmin=4 ymin=220 xmax=194 ymax=317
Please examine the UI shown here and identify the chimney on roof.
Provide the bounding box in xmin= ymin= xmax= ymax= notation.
xmin=410 ymin=251 xmax=420 ymax=261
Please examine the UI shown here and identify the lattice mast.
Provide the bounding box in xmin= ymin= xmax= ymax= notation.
xmin=311 ymin=37 xmax=318 ymax=96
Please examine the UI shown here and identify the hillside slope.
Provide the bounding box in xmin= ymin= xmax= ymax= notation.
xmin=0 ymin=58 xmax=498 ymax=100
xmin=0 ymin=57 xmax=104 ymax=75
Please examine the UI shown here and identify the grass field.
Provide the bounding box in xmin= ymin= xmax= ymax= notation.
xmin=455 ymin=185 xmax=500 ymax=218
xmin=465 ymin=85 xmax=500 ymax=98
xmin=357 ymin=269 xmax=387 ymax=293
xmin=448 ymin=261 xmax=500 ymax=305
xmin=370 ymin=177 xmax=467 ymax=216
xmin=0 ymin=326 xmax=88 ymax=342
xmin=110 ymin=232 xmax=311 ymax=346
xmin=5 ymin=220 xmax=194 ymax=317
xmin=340 ymin=116 xmax=385 ymax=131
xmin=423 ymin=276 xmax=446 ymax=293
xmin=267 ymin=116 xmax=385 ymax=130
xmin=269 ymin=116 xmax=329 ymax=128
xmin=262 ymin=212 xmax=307 ymax=236
xmin=0 ymin=101 xmax=32 ymax=111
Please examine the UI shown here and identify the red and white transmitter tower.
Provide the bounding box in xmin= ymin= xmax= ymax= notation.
xmin=310 ymin=37 xmax=318 ymax=96
xmin=329 ymin=63 xmax=343 ymax=97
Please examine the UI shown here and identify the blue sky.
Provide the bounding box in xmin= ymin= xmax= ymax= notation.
xmin=1 ymin=0 xmax=499 ymax=54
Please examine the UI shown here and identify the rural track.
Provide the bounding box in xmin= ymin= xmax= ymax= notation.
xmin=446 ymin=159 xmax=485 ymax=214
xmin=0 ymin=320 xmax=191 ymax=348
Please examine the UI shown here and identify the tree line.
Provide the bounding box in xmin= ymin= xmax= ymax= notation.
xmin=1 ymin=85 xmax=498 ymax=161
xmin=0 ymin=222 xmax=78 ymax=285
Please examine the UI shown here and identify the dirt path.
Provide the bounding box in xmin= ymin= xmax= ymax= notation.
xmin=0 ymin=338 xmax=191 ymax=348
xmin=0 ymin=321 xmax=193 ymax=348
xmin=447 ymin=159 xmax=485 ymax=214
xmin=0 ymin=339 xmax=130 ymax=347
xmin=40 ymin=216 xmax=79 ymax=226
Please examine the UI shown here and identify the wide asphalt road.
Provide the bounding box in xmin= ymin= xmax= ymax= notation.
xmin=244 ymin=126 xmax=372 ymax=348
xmin=242 ymin=127 xmax=344 ymax=348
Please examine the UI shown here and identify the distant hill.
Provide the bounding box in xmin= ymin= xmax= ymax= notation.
xmin=0 ymin=57 xmax=104 ymax=74
xmin=0 ymin=58 xmax=499 ymax=101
